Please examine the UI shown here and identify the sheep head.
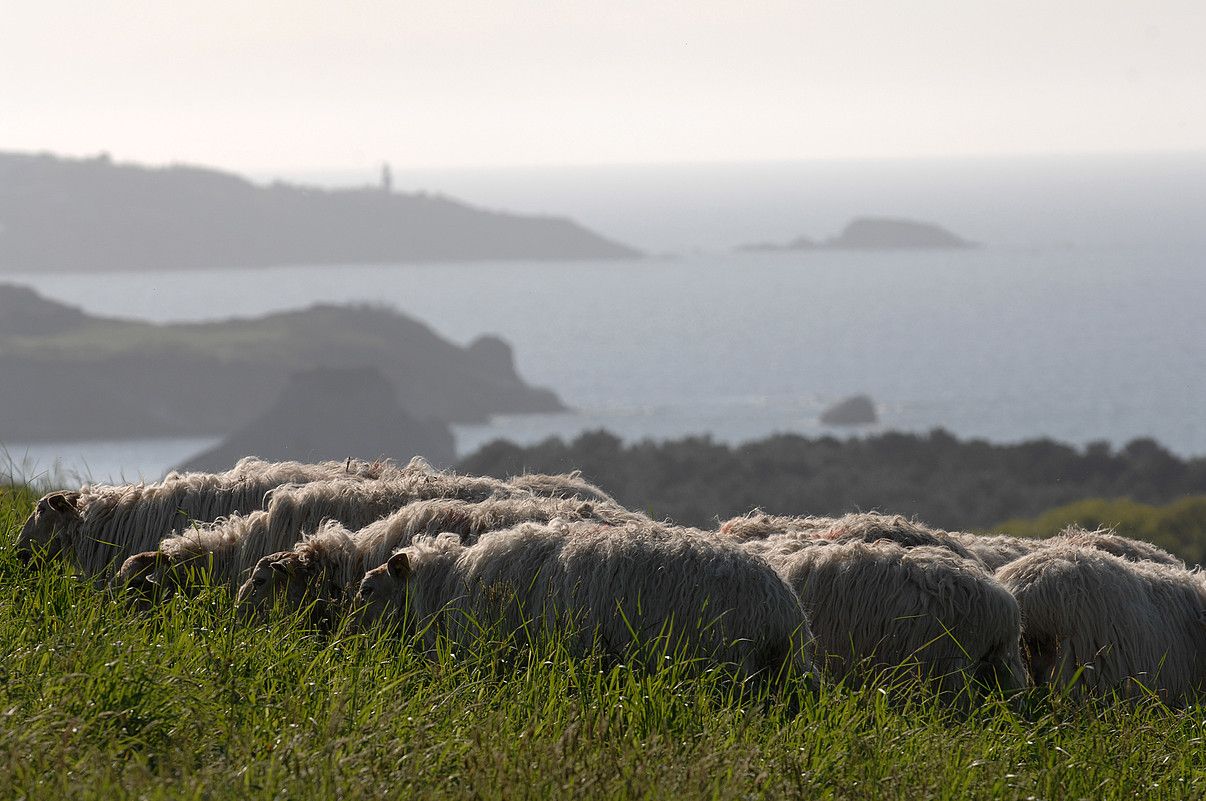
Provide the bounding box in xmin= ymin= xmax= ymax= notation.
xmin=1021 ymin=633 xmax=1064 ymax=687
xmin=15 ymin=492 xmax=82 ymax=564
xmin=354 ymin=551 xmax=411 ymax=629
xmin=236 ymin=551 xmax=315 ymax=619
xmin=115 ymin=550 xmax=173 ymax=609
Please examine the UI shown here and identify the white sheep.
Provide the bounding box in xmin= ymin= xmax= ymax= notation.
xmin=119 ymin=472 xmax=622 ymax=602
xmin=952 ymin=526 xmax=1183 ymax=573
xmin=15 ymin=456 xmax=398 ymax=576
xmin=114 ymin=468 xmax=500 ymax=597
xmin=354 ymin=518 xmax=814 ymax=686
xmin=1052 ymin=525 xmax=1185 ymax=568
xmin=724 ymin=512 xmax=979 ymax=565
xmin=718 ymin=512 xmax=838 ymax=542
xmin=769 ymin=539 xmax=1028 ymax=697
xmin=948 ymin=534 xmax=1040 ymax=572
xmin=504 ymin=471 xmax=615 ymax=504
xmin=997 ymin=544 xmax=1206 ymax=704
xmin=234 ymin=495 xmax=642 ymax=622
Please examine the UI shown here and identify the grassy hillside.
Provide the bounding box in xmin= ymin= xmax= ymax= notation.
xmin=3 ymin=485 xmax=1205 ymax=799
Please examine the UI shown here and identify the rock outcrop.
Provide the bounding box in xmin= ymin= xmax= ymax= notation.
xmin=737 ymin=217 xmax=975 ymax=252
xmin=820 ymin=395 xmax=878 ymax=426
xmin=176 ymin=367 xmax=456 ymax=472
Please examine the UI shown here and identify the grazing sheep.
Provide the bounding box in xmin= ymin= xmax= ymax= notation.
xmin=115 ymin=469 xmax=499 ymax=598
xmin=771 ymin=539 xmax=1027 ymax=696
xmin=718 ymin=512 xmax=838 ymax=542
xmin=997 ymin=545 xmax=1206 ymax=703
xmin=949 ymin=533 xmax=1041 ymax=572
xmin=505 ymin=471 xmax=615 ymax=504
xmin=354 ymin=519 xmax=814 ymax=685
xmin=120 ymin=472 xmax=624 ymax=602
xmin=15 ymin=456 xmax=396 ymax=576
xmin=1053 ymin=525 xmax=1185 ymax=568
xmin=952 ymin=527 xmax=1182 ymax=573
xmin=115 ymin=511 xmax=273 ymax=607
xmin=724 ymin=512 xmax=979 ymax=564
xmin=234 ymin=496 xmax=642 ymax=622
xmin=821 ymin=513 xmax=979 ymax=562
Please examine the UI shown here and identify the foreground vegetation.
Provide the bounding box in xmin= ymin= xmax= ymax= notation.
xmin=4 ymin=487 xmax=1206 ymax=799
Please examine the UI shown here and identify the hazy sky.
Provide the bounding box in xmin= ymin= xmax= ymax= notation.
xmin=3 ymin=0 xmax=1203 ymax=171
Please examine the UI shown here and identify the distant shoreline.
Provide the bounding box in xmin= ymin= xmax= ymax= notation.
xmin=0 ymin=150 xmax=642 ymax=274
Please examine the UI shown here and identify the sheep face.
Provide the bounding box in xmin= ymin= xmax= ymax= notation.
xmin=15 ymin=492 xmax=81 ymax=563
xmin=973 ymin=638 xmax=1031 ymax=695
xmin=1022 ymin=633 xmax=1063 ymax=687
xmin=115 ymin=551 xmax=172 ymax=609
xmin=354 ymin=552 xmax=410 ymax=629
xmin=236 ymin=552 xmax=314 ymax=619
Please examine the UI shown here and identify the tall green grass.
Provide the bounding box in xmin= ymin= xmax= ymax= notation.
xmin=2 ymin=485 xmax=1205 ymax=800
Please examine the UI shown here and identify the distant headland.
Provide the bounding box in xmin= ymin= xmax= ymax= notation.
xmin=0 ymin=151 xmax=642 ymax=273
xmin=738 ymin=217 xmax=976 ymax=252
xmin=0 ymin=284 xmax=564 ymax=442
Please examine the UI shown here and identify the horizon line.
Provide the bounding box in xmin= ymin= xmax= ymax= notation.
xmin=6 ymin=146 xmax=1206 ymax=184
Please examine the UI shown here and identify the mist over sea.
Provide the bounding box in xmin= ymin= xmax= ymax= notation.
xmin=5 ymin=154 xmax=1205 ymax=483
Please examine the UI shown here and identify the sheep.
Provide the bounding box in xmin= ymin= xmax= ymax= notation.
xmin=718 ymin=512 xmax=838 ymax=542
xmin=951 ymin=527 xmax=1183 ymax=573
xmin=160 ymin=455 xmax=403 ymax=486
xmin=354 ymin=518 xmax=814 ymax=686
xmin=820 ymin=513 xmax=980 ymax=562
xmin=118 ymin=471 xmax=625 ymax=602
xmin=1052 ymin=525 xmax=1184 ymax=568
xmin=115 ymin=511 xmax=272 ymax=608
xmin=769 ymin=539 xmax=1027 ymax=697
xmin=15 ymin=456 xmax=398 ymax=576
xmin=234 ymin=495 xmax=643 ymax=623
xmin=997 ymin=545 xmax=1206 ymax=703
xmin=724 ymin=512 xmax=980 ymax=565
xmin=504 ymin=471 xmax=615 ymax=504
xmin=115 ymin=469 xmax=502 ymax=598
xmin=949 ymin=533 xmax=1042 ymax=572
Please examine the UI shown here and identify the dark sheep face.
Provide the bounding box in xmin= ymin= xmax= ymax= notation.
xmin=15 ymin=492 xmax=81 ymax=563
xmin=354 ymin=552 xmax=410 ymax=629
xmin=1023 ymin=634 xmax=1062 ymax=687
xmin=115 ymin=551 xmax=172 ymax=609
xmin=236 ymin=552 xmax=313 ymax=619
xmin=973 ymin=643 xmax=1031 ymax=695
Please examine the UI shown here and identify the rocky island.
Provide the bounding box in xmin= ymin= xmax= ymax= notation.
xmin=0 ymin=151 xmax=641 ymax=272
xmin=738 ymin=217 xmax=976 ymax=252
xmin=819 ymin=395 xmax=879 ymax=426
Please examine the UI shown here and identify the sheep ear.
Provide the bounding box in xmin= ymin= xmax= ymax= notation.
xmin=387 ymin=552 xmax=410 ymax=580
xmin=45 ymin=492 xmax=81 ymax=519
xmin=268 ymin=555 xmax=296 ymax=575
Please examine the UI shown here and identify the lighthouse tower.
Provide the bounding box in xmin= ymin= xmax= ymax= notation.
xmin=380 ymin=162 xmax=393 ymax=194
